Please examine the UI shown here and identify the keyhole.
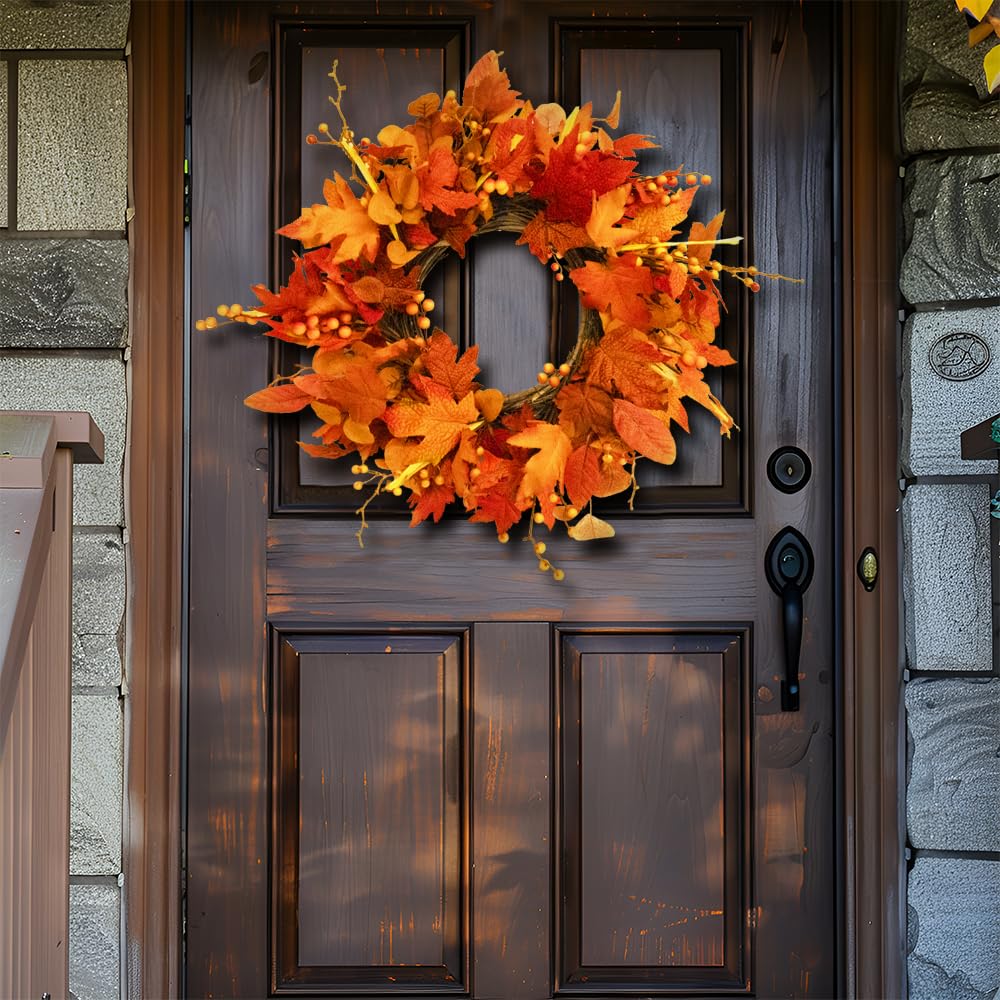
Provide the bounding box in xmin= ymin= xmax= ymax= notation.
xmin=780 ymin=546 xmax=802 ymax=580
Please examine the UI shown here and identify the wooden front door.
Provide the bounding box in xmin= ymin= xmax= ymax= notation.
xmin=187 ymin=3 xmax=838 ymax=997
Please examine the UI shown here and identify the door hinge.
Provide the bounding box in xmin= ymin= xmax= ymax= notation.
xmin=746 ymin=907 xmax=758 ymax=930
xmin=183 ymin=158 xmax=191 ymax=227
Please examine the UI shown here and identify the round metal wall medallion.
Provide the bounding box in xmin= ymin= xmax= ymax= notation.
xmin=928 ymin=331 xmax=992 ymax=381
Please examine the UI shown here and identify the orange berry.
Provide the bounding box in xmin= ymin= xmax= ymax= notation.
xmin=543 ymin=362 xmax=555 ymax=374
xmin=555 ymin=272 xmax=564 ymax=281
xmin=696 ymin=355 xmax=708 ymax=369
xmin=537 ymin=372 xmax=548 ymax=384
xmin=548 ymin=493 xmax=560 ymax=504
xmin=495 ymin=179 xmax=510 ymax=196
xmin=421 ymin=298 xmax=435 ymax=312
xmin=417 ymin=316 xmax=431 ymax=330
xmin=291 ymin=322 xmax=307 ymax=336
xmin=750 ymin=281 xmax=761 ymax=292
xmin=471 ymin=467 xmax=481 ymax=479
xmin=415 ymin=291 xmax=426 ymax=303
xmin=550 ymin=261 xmax=561 ymax=272
xmin=405 ymin=302 xmax=420 ymax=316
xmin=645 ymin=180 xmax=657 ymax=192
xmin=434 ymin=475 xmax=445 ymax=486
xmin=306 ymin=315 xmax=319 ymax=328
xmin=339 ymin=311 xmax=353 ymax=324
xmin=685 ymin=172 xmax=698 ymax=185
xmin=574 ymin=143 xmax=587 ymax=157
xmin=483 ymin=178 xmax=496 ymax=194
xmin=601 ymin=453 xmax=614 ymax=465
xmin=656 ymin=174 xmax=668 ymax=186
xmin=498 ymin=532 xmax=510 ymax=544
xmin=306 ymin=134 xmax=318 ymax=144
xmin=566 ymin=506 xmax=579 ymax=519
xmin=307 ymin=328 xmax=321 ymax=341
xmin=338 ymin=325 xmax=353 ymax=338
xmin=558 ymin=363 xmax=571 ymax=375
xmin=475 ymin=446 xmax=485 ymax=456
xmin=548 ymin=375 xmax=560 ymax=388
xmin=216 ymin=305 xmax=228 ymax=316
xmin=700 ymin=174 xmax=712 ymax=185
xmin=682 ymin=349 xmax=697 ymax=366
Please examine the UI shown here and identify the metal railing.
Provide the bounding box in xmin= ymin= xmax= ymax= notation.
xmin=0 ymin=411 xmax=103 ymax=1000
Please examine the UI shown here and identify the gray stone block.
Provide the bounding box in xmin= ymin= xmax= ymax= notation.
xmin=0 ymin=351 xmax=126 ymax=525
xmin=901 ymin=155 xmax=1000 ymax=305
xmin=0 ymin=1 xmax=129 ymax=49
xmin=17 ymin=59 xmax=127 ymax=231
xmin=902 ymin=308 xmax=1000 ymax=476
xmin=73 ymin=529 xmax=125 ymax=636
xmin=69 ymin=882 xmax=120 ymax=1000
xmin=906 ymin=678 xmax=1000 ymax=851
xmin=904 ymin=84 xmax=1000 ymax=155
xmin=70 ymin=693 xmax=122 ymax=875
xmin=902 ymin=484 xmax=993 ymax=672
xmin=903 ymin=0 xmax=995 ymax=101
xmin=908 ymin=857 xmax=1000 ymax=998
xmin=73 ymin=633 xmax=122 ymax=689
xmin=0 ymin=240 xmax=128 ymax=349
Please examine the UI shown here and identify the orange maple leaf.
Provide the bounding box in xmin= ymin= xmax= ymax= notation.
xmin=417 ymin=147 xmax=480 ymax=217
xmin=506 ymin=421 xmax=573 ymax=505
xmin=612 ymin=399 xmax=677 ymax=465
xmin=585 ymin=187 xmax=637 ymax=249
xmin=583 ymin=325 xmax=665 ymax=406
xmin=555 ymin=383 xmax=615 ymax=439
xmin=324 ymin=362 xmax=389 ymax=425
xmin=422 ymin=331 xmax=481 ymax=399
xmin=384 ymin=381 xmax=480 ymax=463
xmin=408 ymin=480 xmax=455 ymax=525
xmin=570 ymin=255 xmax=654 ymax=329
xmin=630 ymin=185 xmax=697 ymax=242
xmin=278 ymin=174 xmax=381 ymax=260
xmin=686 ymin=212 xmax=725 ymax=266
xmin=516 ymin=212 xmax=591 ymax=263
xmin=462 ymin=51 xmax=523 ymax=123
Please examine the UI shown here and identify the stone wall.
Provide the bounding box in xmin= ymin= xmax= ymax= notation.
xmin=901 ymin=3 xmax=1000 ymax=999
xmin=0 ymin=2 xmax=130 ymax=999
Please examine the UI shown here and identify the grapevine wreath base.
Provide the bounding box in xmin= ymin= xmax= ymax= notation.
xmin=201 ymin=52 xmax=791 ymax=579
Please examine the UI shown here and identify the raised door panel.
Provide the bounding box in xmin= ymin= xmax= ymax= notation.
xmin=273 ymin=632 xmax=466 ymax=993
xmin=557 ymin=631 xmax=748 ymax=994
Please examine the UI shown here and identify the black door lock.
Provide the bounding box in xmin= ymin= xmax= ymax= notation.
xmin=767 ymin=446 xmax=812 ymax=493
xmin=764 ymin=526 xmax=815 ymax=711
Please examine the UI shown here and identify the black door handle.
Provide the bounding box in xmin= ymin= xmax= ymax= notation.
xmin=765 ymin=527 xmax=814 ymax=711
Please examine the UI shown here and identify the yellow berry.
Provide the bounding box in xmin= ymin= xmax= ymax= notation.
xmin=421 ymin=298 xmax=435 ymax=312
xmin=566 ymin=507 xmax=579 ymax=519
xmin=533 ymin=512 xmax=545 ymax=524
xmin=415 ymin=291 xmax=426 ymax=303
xmin=338 ymin=326 xmax=353 ymax=338
xmin=483 ymin=178 xmax=496 ymax=194
xmin=230 ymin=304 xmax=242 ymax=316
xmin=475 ymin=445 xmax=485 ymax=456
xmin=318 ymin=122 xmax=329 ymax=133
xmin=495 ymin=179 xmax=510 ymax=196
xmin=534 ymin=542 xmax=547 ymax=555
xmin=701 ymin=174 xmax=712 ymax=185
xmin=204 ymin=317 xmax=217 ymax=329
xmin=392 ymin=487 xmax=403 ymax=497
xmin=417 ymin=316 xmax=432 ymax=330
xmin=601 ymin=453 xmax=614 ymax=465
xmin=471 ymin=467 xmax=481 ymax=479
xmin=351 ymin=465 xmax=361 ymax=474
xmin=553 ymin=569 xmax=565 ymax=582
xmin=434 ymin=475 xmax=445 ymax=486
xmin=538 ymin=559 xmax=551 ymax=572
xmin=216 ymin=305 xmax=228 ymax=316
xmin=559 ymin=363 xmax=571 ymax=375
xmin=195 ymin=320 xmax=206 ymax=331
xmin=352 ymin=481 xmax=363 ymax=491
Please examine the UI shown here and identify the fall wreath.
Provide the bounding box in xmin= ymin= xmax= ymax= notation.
xmin=202 ymin=52 xmax=788 ymax=579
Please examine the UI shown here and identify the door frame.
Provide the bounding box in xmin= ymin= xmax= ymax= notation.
xmin=125 ymin=1 xmax=903 ymax=996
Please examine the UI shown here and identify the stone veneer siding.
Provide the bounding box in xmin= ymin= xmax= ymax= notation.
xmin=901 ymin=3 xmax=1000 ymax=999
xmin=0 ymin=2 xmax=130 ymax=999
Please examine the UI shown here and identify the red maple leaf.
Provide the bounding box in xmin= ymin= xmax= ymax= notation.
xmin=563 ymin=444 xmax=602 ymax=507
xmin=408 ymin=480 xmax=455 ymax=525
xmin=529 ymin=124 xmax=637 ymax=225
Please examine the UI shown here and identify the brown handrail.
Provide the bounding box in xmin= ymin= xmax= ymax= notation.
xmin=0 ymin=410 xmax=103 ymax=1000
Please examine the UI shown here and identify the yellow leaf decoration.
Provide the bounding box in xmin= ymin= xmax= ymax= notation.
xmin=567 ymin=513 xmax=616 ymax=540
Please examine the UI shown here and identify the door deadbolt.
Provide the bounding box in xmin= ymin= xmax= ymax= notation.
xmin=767 ymin=446 xmax=812 ymax=493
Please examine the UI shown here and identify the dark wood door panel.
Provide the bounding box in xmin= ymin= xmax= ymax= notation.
xmin=556 ymin=631 xmax=748 ymax=994
xmin=273 ymin=631 xmax=467 ymax=993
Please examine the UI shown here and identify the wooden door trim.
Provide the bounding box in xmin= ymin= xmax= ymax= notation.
xmin=125 ymin=2 xmax=186 ymax=998
xmin=127 ymin=2 xmax=904 ymax=995
xmin=839 ymin=3 xmax=905 ymax=998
